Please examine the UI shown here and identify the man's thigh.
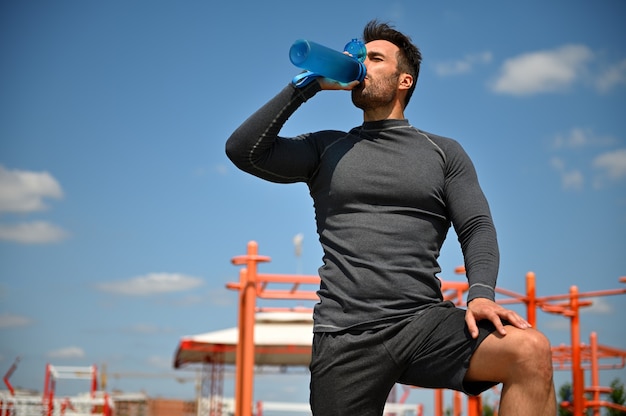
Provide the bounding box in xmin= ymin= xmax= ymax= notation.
xmin=388 ymin=303 xmax=499 ymax=395
xmin=309 ymin=329 xmax=401 ymax=416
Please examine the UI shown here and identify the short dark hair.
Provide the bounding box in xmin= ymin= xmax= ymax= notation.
xmin=363 ymin=20 xmax=422 ymax=107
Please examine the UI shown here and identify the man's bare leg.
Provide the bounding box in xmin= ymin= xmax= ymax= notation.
xmin=465 ymin=326 xmax=556 ymax=415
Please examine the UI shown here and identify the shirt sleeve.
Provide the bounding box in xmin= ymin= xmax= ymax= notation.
xmin=443 ymin=139 xmax=499 ymax=302
xmin=225 ymin=82 xmax=322 ymax=183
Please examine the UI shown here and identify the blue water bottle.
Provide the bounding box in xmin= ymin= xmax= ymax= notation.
xmin=290 ymin=39 xmax=366 ymax=87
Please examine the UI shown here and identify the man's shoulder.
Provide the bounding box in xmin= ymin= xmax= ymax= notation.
xmin=413 ymin=128 xmax=465 ymax=152
xmin=414 ymin=128 xmax=456 ymax=144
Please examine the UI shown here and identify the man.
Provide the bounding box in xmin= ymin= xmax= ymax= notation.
xmin=226 ymin=20 xmax=556 ymax=415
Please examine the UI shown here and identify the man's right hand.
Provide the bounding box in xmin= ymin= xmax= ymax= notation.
xmin=318 ymin=78 xmax=361 ymax=91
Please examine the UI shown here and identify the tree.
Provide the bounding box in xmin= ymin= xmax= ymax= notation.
xmin=558 ymin=382 xmax=574 ymax=416
xmin=607 ymin=378 xmax=626 ymax=416
xmin=481 ymin=402 xmax=495 ymax=416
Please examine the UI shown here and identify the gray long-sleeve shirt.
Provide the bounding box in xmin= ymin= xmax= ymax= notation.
xmin=226 ymin=82 xmax=499 ymax=332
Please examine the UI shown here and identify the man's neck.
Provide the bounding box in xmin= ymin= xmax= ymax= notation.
xmin=362 ymin=101 xmax=406 ymax=122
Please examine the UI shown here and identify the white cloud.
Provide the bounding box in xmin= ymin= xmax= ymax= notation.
xmin=0 ymin=166 xmax=68 ymax=244
xmin=595 ymin=58 xmax=626 ymax=92
xmin=0 ymin=221 xmax=69 ymax=244
xmin=550 ymin=157 xmax=584 ymax=190
xmin=47 ymin=346 xmax=86 ymax=359
xmin=0 ymin=312 xmax=33 ymax=328
xmin=552 ymin=128 xmax=617 ymax=150
xmin=584 ymin=297 xmax=613 ymax=314
xmin=96 ymin=273 xmax=204 ymax=296
xmin=593 ymin=149 xmax=626 ymax=180
xmin=553 ymin=128 xmax=588 ymax=149
xmin=549 ymin=129 xmax=624 ymax=191
xmin=124 ymin=323 xmax=174 ymax=334
xmin=541 ymin=318 xmax=570 ymax=332
xmin=491 ymin=44 xmax=592 ymax=96
xmin=214 ymin=164 xmax=228 ymax=176
xmin=561 ymin=171 xmax=584 ymax=190
xmin=434 ymin=51 xmax=493 ymax=76
xmin=0 ymin=165 xmax=63 ymax=213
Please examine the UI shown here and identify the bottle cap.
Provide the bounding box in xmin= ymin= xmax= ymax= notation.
xmin=344 ymin=39 xmax=366 ymax=62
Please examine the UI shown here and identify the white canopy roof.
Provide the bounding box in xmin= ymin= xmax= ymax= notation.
xmin=173 ymin=312 xmax=314 ymax=368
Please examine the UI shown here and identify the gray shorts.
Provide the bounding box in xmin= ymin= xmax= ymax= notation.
xmin=309 ymin=301 xmax=499 ymax=416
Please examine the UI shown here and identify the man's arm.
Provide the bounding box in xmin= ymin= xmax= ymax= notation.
xmin=442 ymin=139 xmax=532 ymax=337
xmin=225 ymin=76 xmax=359 ymax=183
xmin=443 ymin=139 xmax=499 ymax=303
xmin=225 ymin=82 xmax=322 ymax=183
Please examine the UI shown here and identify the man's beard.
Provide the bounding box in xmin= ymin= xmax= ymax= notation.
xmin=351 ymin=72 xmax=399 ymax=111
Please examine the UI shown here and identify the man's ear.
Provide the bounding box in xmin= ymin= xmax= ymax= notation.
xmin=399 ymin=73 xmax=413 ymax=91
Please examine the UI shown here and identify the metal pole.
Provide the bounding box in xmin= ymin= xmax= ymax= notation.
xmin=570 ymin=286 xmax=584 ymax=416
xmin=240 ymin=241 xmax=259 ymax=416
xmin=526 ymin=272 xmax=536 ymax=327
xmin=590 ymin=332 xmax=600 ymax=416
xmin=234 ymin=267 xmax=247 ymax=416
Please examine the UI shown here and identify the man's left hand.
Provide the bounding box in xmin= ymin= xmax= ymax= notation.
xmin=465 ymin=298 xmax=532 ymax=339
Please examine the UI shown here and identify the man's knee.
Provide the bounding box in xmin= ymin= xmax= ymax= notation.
xmin=511 ymin=328 xmax=553 ymax=380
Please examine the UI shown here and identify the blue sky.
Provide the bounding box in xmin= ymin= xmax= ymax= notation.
xmin=1 ymin=0 xmax=625 ymax=411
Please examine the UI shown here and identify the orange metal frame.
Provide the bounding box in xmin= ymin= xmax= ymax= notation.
xmin=227 ymin=241 xmax=626 ymax=416
xmin=41 ymin=364 xmax=112 ymax=416
xmin=553 ymin=332 xmax=626 ymax=415
xmin=539 ymin=284 xmax=626 ymax=415
xmin=225 ymin=241 xmax=320 ymax=416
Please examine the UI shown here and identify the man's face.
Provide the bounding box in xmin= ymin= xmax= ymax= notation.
xmin=351 ymin=40 xmax=402 ymax=111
